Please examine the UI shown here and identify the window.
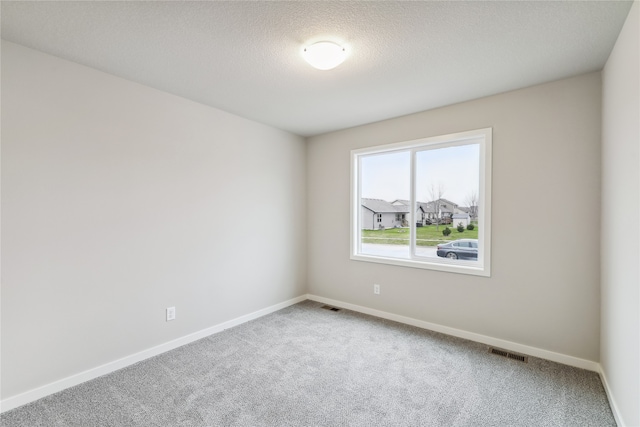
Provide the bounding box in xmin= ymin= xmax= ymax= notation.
xmin=351 ymin=128 xmax=492 ymax=276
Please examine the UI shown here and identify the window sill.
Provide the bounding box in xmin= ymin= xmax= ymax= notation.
xmin=350 ymin=253 xmax=491 ymax=277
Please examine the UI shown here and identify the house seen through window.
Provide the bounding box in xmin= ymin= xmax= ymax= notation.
xmin=351 ymin=128 xmax=492 ymax=276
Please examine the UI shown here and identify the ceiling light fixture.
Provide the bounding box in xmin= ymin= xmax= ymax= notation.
xmin=303 ymin=41 xmax=347 ymax=71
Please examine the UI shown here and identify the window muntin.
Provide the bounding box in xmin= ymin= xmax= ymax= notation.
xmin=351 ymin=128 xmax=492 ymax=276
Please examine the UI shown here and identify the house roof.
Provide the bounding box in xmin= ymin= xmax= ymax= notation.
xmin=391 ymin=199 xmax=459 ymax=212
xmin=392 ymin=199 xmax=429 ymax=213
xmin=452 ymin=213 xmax=470 ymax=219
xmin=438 ymin=198 xmax=459 ymax=207
xmin=362 ymin=198 xmax=408 ymax=214
xmin=421 ymin=200 xmax=456 ymax=214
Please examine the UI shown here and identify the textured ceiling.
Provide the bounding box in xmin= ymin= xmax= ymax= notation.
xmin=1 ymin=1 xmax=633 ymax=136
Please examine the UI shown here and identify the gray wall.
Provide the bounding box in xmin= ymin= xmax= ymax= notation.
xmin=307 ymin=72 xmax=602 ymax=362
xmin=601 ymin=2 xmax=640 ymax=425
xmin=1 ymin=42 xmax=307 ymax=399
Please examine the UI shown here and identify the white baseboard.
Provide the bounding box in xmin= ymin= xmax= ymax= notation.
xmin=307 ymin=294 xmax=600 ymax=372
xmin=0 ymin=294 xmax=307 ymax=414
xmin=599 ymin=367 xmax=626 ymax=427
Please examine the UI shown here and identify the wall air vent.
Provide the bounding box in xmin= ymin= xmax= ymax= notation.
xmin=321 ymin=305 xmax=341 ymax=312
xmin=489 ymin=347 xmax=528 ymax=363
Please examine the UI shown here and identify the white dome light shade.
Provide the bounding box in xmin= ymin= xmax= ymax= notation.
xmin=303 ymin=42 xmax=347 ymax=70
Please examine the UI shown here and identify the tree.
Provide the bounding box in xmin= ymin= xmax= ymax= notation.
xmin=466 ymin=191 xmax=478 ymax=221
xmin=428 ymin=182 xmax=446 ymax=231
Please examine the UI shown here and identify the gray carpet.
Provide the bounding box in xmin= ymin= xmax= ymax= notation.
xmin=1 ymin=300 xmax=615 ymax=426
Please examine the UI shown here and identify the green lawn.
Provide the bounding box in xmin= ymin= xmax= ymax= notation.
xmin=362 ymin=224 xmax=478 ymax=246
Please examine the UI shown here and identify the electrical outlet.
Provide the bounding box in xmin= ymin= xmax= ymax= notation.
xmin=374 ymin=284 xmax=380 ymax=295
xmin=166 ymin=306 xmax=176 ymax=321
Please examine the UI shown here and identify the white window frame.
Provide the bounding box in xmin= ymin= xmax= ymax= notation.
xmin=350 ymin=128 xmax=492 ymax=277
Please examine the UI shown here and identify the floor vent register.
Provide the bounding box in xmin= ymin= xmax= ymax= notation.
xmin=489 ymin=347 xmax=528 ymax=363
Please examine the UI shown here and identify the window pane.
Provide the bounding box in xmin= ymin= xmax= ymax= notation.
xmin=359 ymin=151 xmax=410 ymax=259
xmin=415 ymin=143 xmax=480 ymax=261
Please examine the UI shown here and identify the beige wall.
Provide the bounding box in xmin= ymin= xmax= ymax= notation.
xmin=308 ymin=72 xmax=602 ymax=362
xmin=1 ymin=41 xmax=307 ymax=399
xmin=601 ymin=2 xmax=640 ymax=426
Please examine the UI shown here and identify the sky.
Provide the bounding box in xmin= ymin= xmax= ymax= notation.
xmin=360 ymin=143 xmax=479 ymax=206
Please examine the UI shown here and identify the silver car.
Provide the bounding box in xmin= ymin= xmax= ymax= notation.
xmin=436 ymin=239 xmax=478 ymax=260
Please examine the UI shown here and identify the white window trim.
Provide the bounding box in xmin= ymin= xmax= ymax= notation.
xmin=350 ymin=127 xmax=492 ymax=277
